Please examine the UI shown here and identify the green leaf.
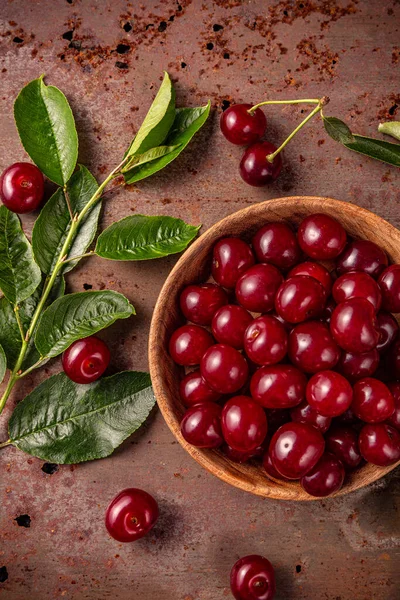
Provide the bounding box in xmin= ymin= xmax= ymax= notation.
xmin=8 ymin=371 xmax=155 ymax=463
xmin=345 ymin=135 xmax=400 ymax=168
xmin=0 ymin=206 xmax=41 ymax=304
xmin=32 ymin=165 xmax=100 ymax=274
xmin=378 ymin=121 xmax=400 ymax=142
xmin=323 ymin=115 xmax=355 ymax=144
xmin=14 ymin=76 xmax=78 ymax=186
xmin=95 ymin=215 xmax=200 ymax=261
xmin=124 ymin=102 xmax=211 ymax=184
xmin=127 ymin=72 xmax=175 ymax=158
xmin=0 ymin=343 xmax=6 ymax=384
xmin=121 ymin=144 xmax=181 ymax=172
xmin=35 ymin=290 xmax=135 ymax=359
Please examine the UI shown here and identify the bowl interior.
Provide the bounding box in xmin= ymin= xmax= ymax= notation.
xmin=149 ymin=196 xmax=400 ymax=500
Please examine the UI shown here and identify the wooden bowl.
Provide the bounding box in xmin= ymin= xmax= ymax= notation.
xmin=149 ymin=196 xmax=400 ymax=500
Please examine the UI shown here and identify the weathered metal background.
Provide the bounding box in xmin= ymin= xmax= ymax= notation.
xmin=0 ymin=1 xmax=399 ymax=598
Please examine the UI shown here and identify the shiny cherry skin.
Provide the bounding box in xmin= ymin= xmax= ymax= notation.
xmin=325 ymin=425 xmax=362 ymax=470
xmin=385 ymin=338 xmax=400 ymax=379
xmin=250 ymin=364 xmax=307 ymax=409
xmin=306 ymin=370 xmax=353 ymax=417
xmin=263 ymin=451 xmax=289 ymax=481
xmin=224 ymin=442 xmax=265 ymax=464
xmin=105 ymin=488 xmax=159 ymax=543
xmin=289 ymin=261 xmax=332 ymax=296
xmin=0 ymin=162 xmax=44 ymax=213
xmin=300 ymin=452 xmax=345 ymax=497
xmin=387 ymin=383 xmax=400 ymax=430
xmin=230 ymin=554 xmax=276 ymax=600
xmin=352 ymin=377 xmax=395 ymax=423
xmin=236 ymin=264 xmax=283 ymax=313
xmin=330 ymin=298 xmax=380 ymax=353
xmin=201 ymin=344 xmax=249 ymax=394
xmin=244 ymin=315 xmax=288 ymax=366
xmin=212 ymin=237 xmax=255 ymax=289
xmin=239 ymin=141 xmax=282 ymax=187
xmin=297 ymin=213 xmax=347 ymax=260
xmin=275 ymin=275 xmax=326 ymax=324
xmin=269 ymin=422 xmax=325 ymax=479
xmin=220 ymin=104 xmax=267 ymax=145
xmin=180 ymin=402 xmax=223 ymax=448
xmin=179 ymin=370 xmax=221 ymax=406
xmin=376 ymin=311 xmax=399 ymax=353
xmin=212 ymin=304 xmax=253 ymax=349
xmin=358 ymin=423 xmax=400 ymax=466
xmin=180 ymin=283 xmax=228 ymax=325
xmin=290 ymin=400 xmax=332 ymax=433
xmin=252 ymin=222 xmax=302 ymax=271
xmin=169 ymin=325 xmax=214 ymax=366
xmin=336 ymin=349 xmax=379 ymax=382
xmin=332 ymin=272 xmax=382 ymax=312
xmin=378 ymin=264 xmax=400 ymax=313
xmin=62 ymin=336 xmax=110 ymax=384
xmin=336 ymin=240 xmax=388 ymax=279
xmin=221 ymin=396 xmax=268 ymax=453
xmin=288 ymin=321 xmax=341 ymax=374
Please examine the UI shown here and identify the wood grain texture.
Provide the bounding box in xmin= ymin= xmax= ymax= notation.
xmin=150 ymin=196 xmax=400 ymax=501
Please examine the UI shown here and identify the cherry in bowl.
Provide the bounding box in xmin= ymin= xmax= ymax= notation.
xmin=336 ymin=239 xmax=388 ymax=279
xmin=230 ymin=554 xmax=276 ymax=600
xmin=179 ymin=283 xmax=228 ymax=325
xmin=351 ymin=378 xmax=395 ymax=423
xmin=378 ymin=264 xmax=400 ymax=313
xmin=358 ymin=423 xmax=400 ymax=466
xmin=325 ymin=425 xmax=362 ymax=470
xmin=212 ymin=237 xmax=255 ymax=289
xmin=62 ymin=336 xmax=110 ymax=384
xmin=336 ymin=349 xmax=379 ymax=382
xmin=221 ymin=396 xmax=268 ymax=453
xmin=212 ymin=304 xmax=253 ymax=350
xmin=330 ymin=297 xmax=380 ymax=354
xmin=180 ymin=402 xmax=223 ymax=448
xmin=376 ymin=311 xmax=399 ymax=354
xmin=269 ymin=422 xmax=325 ymax=480
xmin=244 ymin=315 xmax=288 ymax=366
xmin=288 ymin=321 xmax=340 ymax=374
xmin=300 ymin=452 xmax=345 ymax=497
xmin=306 ymin=370 xmax=353 ymax=417
xmin=201 ymin=343 xmax=249 ymax=394
xmin=179 ymin=370 xmax=221 ymax=406
xmin=332 ymin=272 xmax=382 ymax=312
xmin=250 ymin=364 xmax=307 ymax=409
xmin=236 ymin=263 xmax=283 ymax=313
xmin=275 ymin=275 xmax=326 ymax=324
xmin=252 ymin=222 xmax=301 ymax=271
xmin=290 ymin=400 xmax=332 ymax=433
xmin=105 ymin=488 xmax=159 ymax=543
xmin=169 ymin=324 xmax=214 ymax=366
xmin=297 ymin=213 xmax=347 ymax=260
xmin=289 ymin=261 xmax=332 ymax=296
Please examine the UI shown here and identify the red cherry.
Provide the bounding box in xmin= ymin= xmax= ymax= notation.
xmin=288 ymin=321 xmax=341 ymax=374
xmin=244 ymin=315 xmax=288 ymax=366
xmin=169 ymin=325 xmax=214 ymax=366
xmin=230 ymin=555 xmax=276 ymax=600
xmin=105 ymin=488 xmax=159 ymax=542
xmin=239 ymin=141 xmax=282 ymax=187
xmin=378 ymin=264 xmax=400 ymax=313
xmin=275 ymin=275 xmax=326 ymax=324
xmin=332 ymin=272 xmax=382 ymax=312
xmin=376 ymin=311 xmax=399 ymax=353
xmin=263 ymin=451 xmax=289 ymax=480
xmin=297 ymin=213 xmax=347 ymax=260
xmin=180 ymin=402 xmax=223 ymax=448
xmin=252 ymin=222 xmax=302 ymax=271
xmin=201 ymin=344 xmax=249 ymax=394
xmin=269 ymin=422 xmax=325 ymax=480
xmin=179 ymin=370 xmax=221 ymax=406
xmin=212 ymin=237 xmax=255 ymax=289
xmin=300 ymin=452 xmax=345 ymax=497
xmin=224 ymin=443 xmax=265 ymax=464
xmin=325 ymin=425 xmax=362 ymax=470
xmin=221 ymin=396 xmax=268 ymax=453
xmin=220 ymin=104 xmax=267 ymax=145
xmin=336 ymin=240 xmax=388 ymax=279
xmin=335 ymin=406 xmax=359 ymax=426
xmin=352 ymin=378 xmax=395 ymax=423
xmin=290 ymin=400 xmax=332 ymax=433
xmin=0 ymin=162 xmax=44 ymax=213
xmin=212 ymin=304 xmax=253 ymax=349
xmin=387 ymin=383 xmax=400 ymax=430
xmin=236 ymin=264 xmax=283 ymax=313
xmin=330 ymin=298 xmax=380 ymax=353
xmin=180 ymin=283 xmax=228 ymax=325
xmin=250 ymin=364 xmax=307 ymax=409
xmin=289 ymin=261 xmax=332 ymax=296
xmin=385 ymin=338 xmax=400 ymax=379
xmin=306 ymin=370 xmax=353 ymax=417
xmin=62 ymin=336 xmax=110 ymax=384
xmin=358 ymin=423 xmax=400 ymax=466
xmin=336 ymin=349 xmax=379 ymax=382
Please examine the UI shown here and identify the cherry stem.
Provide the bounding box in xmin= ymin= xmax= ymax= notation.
xmin=63 ymin=185 xmax=74 ymax=221
xmin=62 ymin=251 xmax=94 ymax=265
xmin=0 ymin=439 xmax=10 ymax=449
xmin=248 ymin=98 xmax=321 ymax=114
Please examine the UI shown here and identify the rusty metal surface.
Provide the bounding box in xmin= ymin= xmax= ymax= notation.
xmin=0 ymin=1 xmax=399 ymax=598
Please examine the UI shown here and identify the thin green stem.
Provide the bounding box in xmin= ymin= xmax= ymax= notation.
xmin=62 ymin=251 xmax=94 ymax=265
xmin=0 ymin=439 xmax=11 ymax=449
xmin=14 ymin=306 xmax=25 ymax=342
xmin=17 ymin=357 xmax=47 ymax=379
xmin=248 ymin=98 xmax=320 ymax=114
xmin=63 ymin=185 xmax=74 ymax=221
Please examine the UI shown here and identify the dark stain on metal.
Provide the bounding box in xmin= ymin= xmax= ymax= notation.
xmin=41 ymin=462 xmax=59 ymax=475
xmin=62 ymin=30 xmax=73 ymax=41
xmin=14 ymin=514 xmax=31 ymax=528
xmin=0 ymin=567 xmax=8 ymax=583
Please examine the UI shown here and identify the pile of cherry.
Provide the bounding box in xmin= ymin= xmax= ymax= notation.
xmin=169 ymin=213 xmax=400 ymax=498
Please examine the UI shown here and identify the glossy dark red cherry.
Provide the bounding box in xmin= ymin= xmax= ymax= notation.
xmin=201 ymin=344 xmax=249 ymax=393
xmin=378 ymin=264 xmax=400 ymax=313
xmin=289 ymin=261 xmax=332 ymax=296
xmin=275 ymin=275 xmax=326 ymax=324
xmin=290 ymin=400 xmax=332 ymax=433
xmin=336 ymin=349 xmax=379 ymax=382
xmin=180 ymin=283 xmax=228 ymax=325
xmin=358 ymin=423 xmax=400 ymax=466
xmin=221 ymin=396 xmax=268 ymax=453
xmin=230 ymin=554 xmax=276 ymax=600
xmin=336 ymin=240 xmax=388 ymax=279
xmin=330 ymin=298 xmax=380 ymax=353
xmin=224 ymin=443 xmax=265 ymax=464
xmin=180 ymin=402 xmax=223 ymax=448
xmin=212 ymin=237 xmax=255 ymax=289
xmin=376 ymin=311 xmax=399 ymax=353
xmin=300 ymin=452 xmax=345 ymax=497
xmin=236 ymin=264 xmax=283 ymax=313
xmin=252 ymin=222 xmax=301 ymax=271
xmin=263 ymin=451 xmax=289 ymax=480
xmin=352 ymin=378 xmax=395 ymax=423
xmin=169 ymin=325 xmax=214 ymax=366
xmin=179 ymin=370 xmax=221 ymax=406
xmin=250 ymin=364 xmax=307 ymax=409
xmin=288 ymin=321 xmax=340 ymax=374
xmin=0 ymin=162 xmax=44 ymax=213
xmin=244 ymin=315 xmax=288 ymax=366
xmin=105 ymin=488 xmax=159 ymax=542
xmin=220 ymin=104 xmax=267 ymax=145
xmin=297 ymin=213 xmax=347 ymax=260
xmin=385 ymin=338 xmax=400 ymax=379
xmin=239 ymin=141 xmax=282 ymax=187
xmin=306 ymin=370 xmax=353 ymax=417
xmin=62 ymin=336 xmax=110 ymax=384
xmin=332 ymin=272 xmax=382 ymax=312
xmin=325 ymin=425 xmax=362 ymax=470
xmin=212 ymin=304 xmax=253 ymax=349
xmin=269 ymin=422 xmax=325 ymax=479
xmin=387 ymin=383 xmax=400 ymax=430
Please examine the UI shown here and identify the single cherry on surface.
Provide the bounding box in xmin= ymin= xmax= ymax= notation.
xmin=221 ymin=396 xmax=268 ymax=453
xmin=230 ymin=554 xmax=276 ymax=600
xmin=212 ymin=304 xmax=253 ymax=349
xmin=252 ymin=222 xmax=302 ymax=271
xmin=244 ymin=315 xmax=288 ymax=366
xmin=336 ymin=240 xmax=388 ymax=279
xmin=352 ymin=377 xmax=395 ymax=423
xmin=269 ymin=421 xmax=325 ymax=480
xmin=201 ymin=343 xmax=249 ymax=394
xmin=169 ymin=324 xmax=214 ymax=366
xmin=179 ymin=283 xmax=228 ymax=325
xmin=332 ymin=272 xmax=382 ymax=312
xmin=325 ymin=425 xmax=362 ymax=470
xmin=336 ymin=349 xmax=379 ymax=382
xmin=358 ymin=423 xmax=400 ymax=466
xmin=288 ymin=321 xmax=340 ymax=374
xmin=289 ymin=261 xmax=332 ymax=296
xmin=387 ymin=383 xmax=400 ymax=431
xmin=62 ymin=336 xmax=110 ymax=384
xmin=180 ymin=402 xmax=223 ymax=448
xmin=220 ymin=103 xmax=267 ymax=145
xmin=378 ymin=264 xmax=400 ymax=313
xmin=297 ymin=213 xmax=347 ymax=260
xmin=300 ymin=452 xmax=345 ymax=497
xmin=290 ymin=400 xmax=332 ymax=433
xmin=275 ymin=275 xmax=326 ymax=324
xmin=306 ymin=370 xmax=353 ymax=417
xmin=0 ymin=162 xmax=44 ymax=213
xmin=250 ymin=364 xmax=307 ymax=409
xmin=179 ymin=370 xmax=221 ymax=406
xmin=376 ymin=311 xmax=399 ymax=353
xmin=212 ymin=237 xmax=255 ymax=289
xmin=105 ymin=488 xmax=159 ymax=543
xmin=330 ymin=297 xmax=380 ymax=353
xmin=239 ymin=141 xmax=282 ymax=187
xmin=236 ymin=263 xmax=283 ymax=313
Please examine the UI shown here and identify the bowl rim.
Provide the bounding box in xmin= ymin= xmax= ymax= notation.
xmin=149 ymin=195 xmax=400 ymax=501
